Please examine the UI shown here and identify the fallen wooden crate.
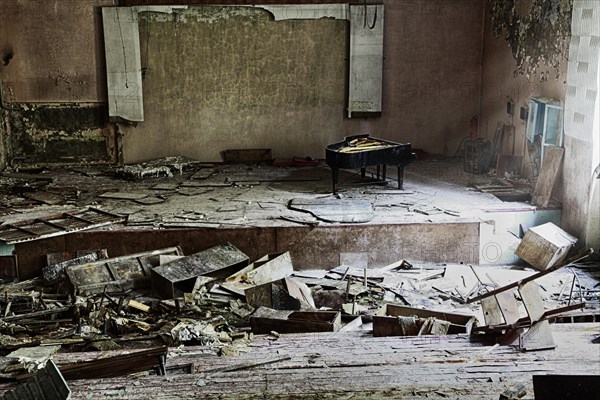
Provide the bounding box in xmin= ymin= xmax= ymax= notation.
xmin=250 ymin=307 xmax=341 ymax=334
xmin=220 ymin=252 xmax=294 ymax=297
xmin=515 ymin=222 xmax=577 ymax=271
xmin=66 ymin=247 xmax=183 ymax=295
xmin=152 ymin=243 xmax=249 ymax=299
xmin=372 ymin=303 xmax=476 ymax=337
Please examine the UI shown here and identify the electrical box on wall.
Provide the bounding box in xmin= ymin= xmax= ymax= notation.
xmin=520 ymin=106 xmax=528 ymax=121
xmin=506 ymin=101 xmax=515 ymax=115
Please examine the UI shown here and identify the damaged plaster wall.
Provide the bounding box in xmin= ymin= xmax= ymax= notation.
xmin=0 ymin=0 xmax=116 ymax=164
xmin=480 ymin=0 xmax=597 ymax=245
xmin=122 ymin=1 xmax=484 ymax=162
xmin=1 ymin=1 xmax=483 ymax=165
xmin=5 ymin=104 xmax=115 ymax=164
xmin=480 ymin=0 xmax=570 ymax=176
xmin=342 ymin=0 xmax=483 ymax=156
xmin=122 ymin=5 xmax=347 ymax=163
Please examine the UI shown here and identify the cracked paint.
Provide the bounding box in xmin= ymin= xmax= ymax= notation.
xmin=488 ymin=0 xmax=573 ymax=79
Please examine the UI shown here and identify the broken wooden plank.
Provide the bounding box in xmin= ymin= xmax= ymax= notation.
xmin=1 ymin=306 xmax=72 ymax=323
xmin=220 ymin=252 xmax=294 ymax=297
xmin=519 ymin=320 xmax=555 ymax=351
xmin=98 ymin=192 xmax=150 ymax=200
xmin=151 ymin=243 xmax=249 ymax=299
xmin=495 ymin=290 xmax=520 ymax=325
xmin=22 ymin=191 xmax=65 ymax=206
xmin=58 ymin=347 xmax=167 ymax=380
xmin=190 ymin=169 xmax=216 ymax=180
xmin=128 ymin=300 xmax=150 ymax=313
xmin=481 ymin=297 xmax=504 ymax=326
xmin=531 ymin=146 xmax=564 ymax=207
xmin=245 ymin=278 xmax=314 ymax=310
xmin=43 ymin=250 xmax=109 ymax=283
xmin=199 ymin=355 xmax=291 ymax=375
xmin=339 ymin=316 xmax=363 ymax=332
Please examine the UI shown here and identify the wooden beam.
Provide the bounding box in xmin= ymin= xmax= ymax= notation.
xmin=467 ymin=249 xmax=594 ymax=303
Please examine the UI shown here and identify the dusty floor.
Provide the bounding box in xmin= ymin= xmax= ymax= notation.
xmin=3 ymin=324 xmax=596 ymax=400
xmin=0 ymin=158 xmax=598 ymax=400
xmin=0 ymin=157 xmax=531 ymax=228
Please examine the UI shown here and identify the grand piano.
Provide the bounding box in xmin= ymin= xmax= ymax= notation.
xmin=325 ymin=134 xmax=416 ymax=194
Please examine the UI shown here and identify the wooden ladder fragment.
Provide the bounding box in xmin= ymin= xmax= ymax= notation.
xmin=468 ymin=249 xmax=593 ymax=351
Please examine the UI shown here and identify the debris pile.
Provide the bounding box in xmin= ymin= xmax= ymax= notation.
xmin=0 ymin=219 xmax=597 ymax=396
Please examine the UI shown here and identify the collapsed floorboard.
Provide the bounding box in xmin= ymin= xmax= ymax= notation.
xmin=18 ymin=323 xmax=596 ymax=400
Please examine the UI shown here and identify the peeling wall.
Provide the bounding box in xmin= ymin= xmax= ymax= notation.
xmin=480 ymin=0 xmax=595 ymax=244
xmin=122 ymin=1 xmax=484 ymax=162
xmin=6 ymin=104 xmax=115 ymax=164
xmin=488 ymin=0 xmax=572 ymax=79
xmin=1 ymin=0 xmax=484 ymax=165
xmin=480 ymin=2 xmax=569 ymax=174
xmin=0 ymin=0 xmax=116 ymax=164
xmin=124 ymin=6 xmax=347 ymax=163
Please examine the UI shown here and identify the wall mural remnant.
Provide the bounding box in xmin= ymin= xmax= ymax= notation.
xmin=488 ymin=0 xmax=573 ymax=80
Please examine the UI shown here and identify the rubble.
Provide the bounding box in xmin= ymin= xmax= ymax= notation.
xmin=0 ymin=221 xmax=596 ymax=396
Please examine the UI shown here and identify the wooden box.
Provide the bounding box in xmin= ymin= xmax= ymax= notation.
xmin=250 ymin=307 xmax=341 ymax=334
xmin=515 ymin=222 xmax=577 ymax=271
xmin=373 ymin=303 xmax=476 ymax=337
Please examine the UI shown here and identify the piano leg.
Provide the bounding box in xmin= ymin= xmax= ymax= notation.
xmin=382 ymin=165 xmax=387 ymax=183
xmin=397 ymin=166 xmax=405 ymax=189
xmin=332 ymin=167 xmax=339 ymax=194
xmin=360 ymin=167 xmax=366 ymax=178
xmin=376 ymin=165 xmax=381 ymax=180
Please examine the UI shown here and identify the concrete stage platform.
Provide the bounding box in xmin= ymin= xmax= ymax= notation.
xmin=0 ymin=158 xmax=560 ymax=279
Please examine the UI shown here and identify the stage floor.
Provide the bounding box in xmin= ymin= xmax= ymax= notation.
xmin=0 ymin=157 xmax=546 ymax=227
xmin=0 ymin=157 xmax=561 ymax=277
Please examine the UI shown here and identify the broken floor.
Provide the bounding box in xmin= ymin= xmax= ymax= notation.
xmin=0 ymin=157 xmax=561 ymax=278
xmin=0 ymin=324 xmax=598 ymax=399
